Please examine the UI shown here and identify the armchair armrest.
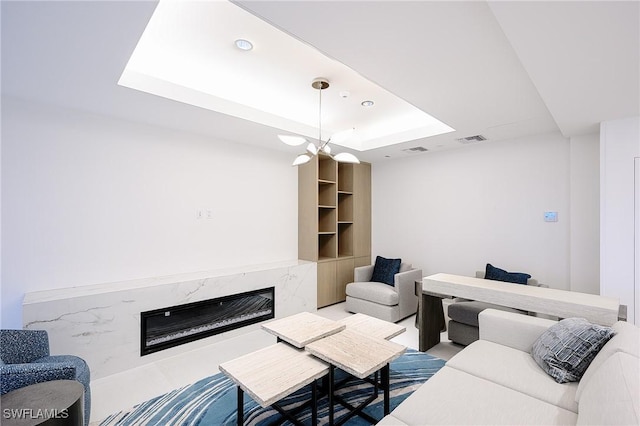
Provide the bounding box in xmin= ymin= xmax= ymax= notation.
xmin=394 ymin=268 xmax=423 ymax=290
xmin=479 ymin=309 xmax=557 ymax=352
xmin=354 ymin=265 xmax=374 ymax=282
xmin=0 ymin=363 xmax=76 ymax=394
xmin=395 ymin=269 xmax=423 ymax=315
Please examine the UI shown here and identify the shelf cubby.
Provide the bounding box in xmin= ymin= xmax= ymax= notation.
xmin=337 ymin=222 xmax=354 ymax=257
xmin=338 ymin=163 xmax=354 ymax=192
xmin=318 ymin=154 xmax=336 ymax=182
xmin=319 ymin=207 xmax=337 ymax=233
xmin=338 ymin=192 xmax=354 ymax=222
xmin=318 ymin=181 xmax=336 ymax=207
xmin=318 ymin=233 xmax=337 ymax=259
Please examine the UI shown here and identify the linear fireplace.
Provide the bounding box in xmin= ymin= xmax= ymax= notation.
xmin=140 ymin=287 xmax=275 ymax=355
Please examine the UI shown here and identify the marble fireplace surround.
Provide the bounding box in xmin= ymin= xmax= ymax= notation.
xmin=22 ymin=260 xmax=317 ymax=380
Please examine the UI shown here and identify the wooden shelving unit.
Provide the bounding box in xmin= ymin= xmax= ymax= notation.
xmin=299 ymin=154 xmax=371 ymax=308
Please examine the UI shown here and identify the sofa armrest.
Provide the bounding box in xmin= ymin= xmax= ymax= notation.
xmin=354 ymin=265 xmax=374 ymax=282
xmin=479 ymin=309 xmax=557 ymax=352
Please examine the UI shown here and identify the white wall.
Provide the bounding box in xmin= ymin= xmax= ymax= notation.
xmin=569 ymin=133 xmax=600 ymax=294
xmin=372 ymin=132 xmax=578 ymax=290
xmin=600 ymin=116 xmax=640 ymax=324
xmin=1 ymin=98 xmax=298 ymax=328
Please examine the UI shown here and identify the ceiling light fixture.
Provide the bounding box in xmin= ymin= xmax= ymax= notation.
xmin=280 ymin=78 xmax=359 ymax=166
xmin=361 ymin=100 xmax=374 ymax=107
xmin=234 ymin=39 xmax=253 ymax=51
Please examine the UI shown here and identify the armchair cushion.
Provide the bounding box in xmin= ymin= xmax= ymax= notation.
xmin=485 ymin=263 xmax=531 ymax=285
xmin=346 ymin=281 xmax=399 ymax=306
xmin=371 ymin=256 xmax=402 ymax=285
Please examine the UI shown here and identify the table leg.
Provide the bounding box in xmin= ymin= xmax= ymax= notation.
xmin=328 ymin=365 xmax=335 ymax=426
xmin=419 ymin=293 xmax=445 ymax=351
xmin=236 ymin=386 xmax=243 ymax=426
xmin=382 ymin=364 xmax=390 ymax=415
xmin=312 ymin=379 xmax=318 ymax=425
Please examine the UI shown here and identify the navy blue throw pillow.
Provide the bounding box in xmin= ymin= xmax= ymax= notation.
xmin=371 ymin=256 xmax=402 ymax=286
xmin=485 ymin=263 xmax=531 ymax=285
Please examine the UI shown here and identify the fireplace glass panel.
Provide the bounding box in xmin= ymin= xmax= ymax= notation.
xmin=141 ymin=287 xmax=274 ymax=355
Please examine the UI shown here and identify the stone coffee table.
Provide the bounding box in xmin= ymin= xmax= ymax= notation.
xmin=261 ymin=311 xmax=345 ymax=348
xmin=337 ymin=312 xmax=406 ymax=340
xmin=218 ymin=342 xmax=328 ymax=426
xmin=305 ymin=328 xmax=406 ymax=425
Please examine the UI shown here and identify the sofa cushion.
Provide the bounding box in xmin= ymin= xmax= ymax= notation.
xmin=447 ymin=321 xmax=479 ymax=346
xmin=576 ymin=320 xmax=640 ymax=400
xmin=389 ymin=366 xmax=578 ymax=425
xmin=447 ymin=339 xmax=579 ymax=412
xmin=345 ymin=281 xmax=399 ymax=306
xmin=576 ymin=352 xmax=639 ymax=426
xmin=531 ymin=318 xmax=615 ymax=383
xmin=448 ymin=301 xmax=521 ymax=327
xmin=371 ymin=256 xmax=402 ymax=285
xmin=485 ymin=263 xmax=531 ymax=285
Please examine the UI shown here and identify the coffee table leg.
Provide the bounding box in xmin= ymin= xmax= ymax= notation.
xmin=328 ymin=365 xmax=335 ymax=426
xmin=237 ymin=386 xmax=244 ymax=426
xmin=382 ymin=364 xmax=390 ymax=415
xmin=311 ymin=379 xmax=318 ymax=424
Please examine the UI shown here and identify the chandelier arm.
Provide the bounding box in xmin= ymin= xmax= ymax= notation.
xmin=286 ymin=77 xmax=359 ymax=166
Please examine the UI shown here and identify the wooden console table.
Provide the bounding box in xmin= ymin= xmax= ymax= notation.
xmin=419 ymin=273 xmax=621 ymax=351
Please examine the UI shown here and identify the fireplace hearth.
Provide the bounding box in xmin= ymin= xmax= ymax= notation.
xmin=141 ymin=287 xmax=274 ymax=355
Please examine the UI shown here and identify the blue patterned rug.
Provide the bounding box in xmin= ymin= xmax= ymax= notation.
xmin=99 ymin=349 xmax=444 ymax=425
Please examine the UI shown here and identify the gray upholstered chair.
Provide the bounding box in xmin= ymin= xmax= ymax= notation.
xmin=345 ymin=261 xmax=422 ymax=323
xmin=0 ymin=329 xmax=91 ymax=425
xmin=445 ymin=268 xmax=547 ymax=346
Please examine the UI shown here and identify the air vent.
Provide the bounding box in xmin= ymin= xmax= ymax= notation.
xmin=456 ymin=135 xmax=487 ymax=144
xmin=402 ymin=146 xmax=429 ymax=153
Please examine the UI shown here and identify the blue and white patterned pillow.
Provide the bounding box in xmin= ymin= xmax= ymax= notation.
xmin=531 ymin=318 xmax=615 ymax=383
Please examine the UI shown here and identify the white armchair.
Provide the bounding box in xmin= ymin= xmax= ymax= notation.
xmin=345 ymin=262 xmax=422 ymax=323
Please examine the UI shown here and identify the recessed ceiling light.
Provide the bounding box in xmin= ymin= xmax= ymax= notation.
xmin=234 ymin=39 xmax=253 ymax=51
xmin=361 ymin=100 xmax=374 ymax=107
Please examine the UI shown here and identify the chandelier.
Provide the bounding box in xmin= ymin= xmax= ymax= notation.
xmin=278 ymin=78 xmax=360 ymax=166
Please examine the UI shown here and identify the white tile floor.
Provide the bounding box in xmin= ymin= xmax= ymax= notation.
xmin=89 ymin=303 xmax=462 ymax=424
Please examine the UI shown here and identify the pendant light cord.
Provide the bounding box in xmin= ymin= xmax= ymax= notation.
xmin=318 ymin=81 xmax=331 ymax=151
xmin=318 ymin=84 xmax=322 ymax=147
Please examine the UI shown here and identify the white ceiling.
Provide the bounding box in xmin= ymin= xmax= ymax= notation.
xmin=119 ymin=0 xmax=456 ymax=153
xmin=2 ymin=1 xmax=638 ymax=163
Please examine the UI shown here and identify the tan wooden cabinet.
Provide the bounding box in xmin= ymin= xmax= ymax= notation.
xmin=298 ymin=154 xmax=371 ymax=308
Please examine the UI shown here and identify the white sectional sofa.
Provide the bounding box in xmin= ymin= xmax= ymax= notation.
xmin=380 ymin=309 xmax=640 ymax=425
